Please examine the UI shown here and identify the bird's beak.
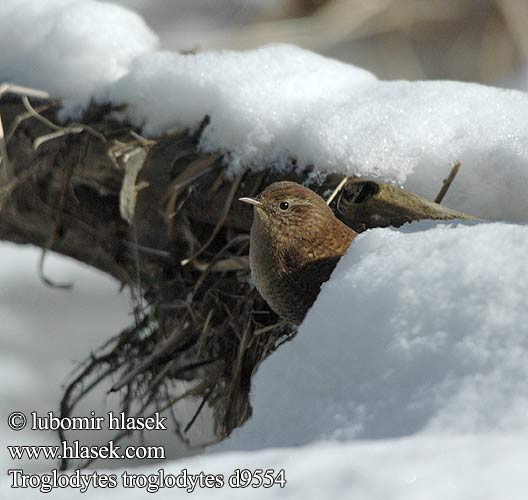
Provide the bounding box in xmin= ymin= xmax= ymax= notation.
xmin=239 ymin=197 xmax=261 ymax=207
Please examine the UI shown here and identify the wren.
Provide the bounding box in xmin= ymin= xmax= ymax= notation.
xmin=240 ymin=181 xmax=357 ymax=324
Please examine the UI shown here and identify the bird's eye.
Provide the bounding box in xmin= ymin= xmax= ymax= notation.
xmin=279 ymin=201 xmax=289 ymax=210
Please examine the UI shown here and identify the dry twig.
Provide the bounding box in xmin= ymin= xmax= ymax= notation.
xmin=434 ymin=161 xmax=461 ymax=204
xmin=326 ymin=175 xmax=350 ymax=205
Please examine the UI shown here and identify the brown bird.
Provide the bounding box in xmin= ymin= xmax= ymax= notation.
xmin=239 ymin=181 xmax=357 ymax=324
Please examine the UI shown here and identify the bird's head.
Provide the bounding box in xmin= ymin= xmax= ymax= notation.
xmin=239 ymin=181 xmax=335 ymax=237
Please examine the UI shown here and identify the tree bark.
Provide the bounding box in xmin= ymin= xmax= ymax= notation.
xmin=0 ymin=95 xmax=477 ymax=449
xmin=0 ymin=98 xmax=476 ymax=282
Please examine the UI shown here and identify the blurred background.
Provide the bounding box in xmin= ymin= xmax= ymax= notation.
xmin=3 ymin=0 xmax=528 ymax=473
xmin=104 ymin=0 xmax=528 ymax=88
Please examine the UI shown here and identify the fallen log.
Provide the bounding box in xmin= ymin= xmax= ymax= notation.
xmin=0 ymin=90 xmax=477 ymax=468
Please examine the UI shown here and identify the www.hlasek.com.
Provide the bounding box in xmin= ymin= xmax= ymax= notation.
xmin=6 ymin=410 xmax=287 ymax=493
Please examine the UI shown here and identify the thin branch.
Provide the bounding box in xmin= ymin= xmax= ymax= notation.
xmin=435 ymin=161 xmax=461 ymax=204
xmin=6 ymin=103 xmax=52 ymax=143
xmin=0 ymin=84 xmax=52 ymax=184
xmin=0 ymin=110 xmax=12 ymax=185
xmin=0 ymin=82 xmax=51 ymax=100
xmin=22 ymin=96 xmax=106 ymax=148
xmin=326 ymin=175 xmax=350 ymax=205
xmin=181 ymin=170 xmax=245 ymax=265
xmin=184 ymin=385 xmax=214 ymax=433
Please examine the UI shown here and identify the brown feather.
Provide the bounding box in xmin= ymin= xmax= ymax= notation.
xmin=245 ymin=181 xmax=357 ymax=324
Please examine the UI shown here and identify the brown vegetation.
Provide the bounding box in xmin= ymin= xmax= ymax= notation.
xmin=0 ymin=87 xmax=472 ymax=469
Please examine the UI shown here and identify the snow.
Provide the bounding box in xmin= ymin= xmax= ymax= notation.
xmin=108 ymin=45 xmax=376 ymax=151
xmin=110 ymin=57 xmax=528 ymax=221
xmin=6 ymin=222 xmax=526 ymax=499
xmin=0 ymin=243 xmax=208 ymax=475
xmin=3 ymin=434 xmax=528 ymax=499
xmin=220 ymin=221 xmax=528 ymax=451
xmin=3 ymin=2 xmax=528 ymax=499
xmin=2 ymin=1 xmax=528 ymax=220
xmin=0 ymin=243 xmax=129 ymax=471
xmin=0 ymin=0 xmax=158 ymax=111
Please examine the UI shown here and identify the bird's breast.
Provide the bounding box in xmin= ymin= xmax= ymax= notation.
xmin=249 ymin=217 xmax=343 ymax=323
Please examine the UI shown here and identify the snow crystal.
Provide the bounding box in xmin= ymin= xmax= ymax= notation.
xmin=0 ymin=0 xmax=158 ymax=111
xmin=1 ymin=1 xmax=528 ymax=220
xmin=221 ymin=222 xmax=528 ymax=450
xmin=108 ymin=45 xmax=376 ymax=151
xmin=111 ymin=52 xmax=528 ymax=221
xmin=3 ymin=3 xmax=528 ymax=498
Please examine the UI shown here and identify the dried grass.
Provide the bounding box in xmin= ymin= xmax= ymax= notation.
xmin=0 ymin=83 xmax=466 ymax=472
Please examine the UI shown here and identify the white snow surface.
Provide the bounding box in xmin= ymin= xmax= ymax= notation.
xmin=219 ymin=221 xmax=528 ymax=451
xmin=3 ymin=434 xmax=528 ymax=499
xmin=2 ymin=0 xmax=528 ymax=220
xmin=3 ymin=3 xmax=528 ymax=498
xmin=0 ymin=0 xmax=158 ymax=111
xmin=112 ymin=58 xmax=528 ymax=222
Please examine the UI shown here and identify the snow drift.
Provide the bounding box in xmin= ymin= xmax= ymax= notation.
xmin=0 ymin=0 xmax=158 ymax=110
xmin=7 ymin=434 xmax=528 ymax=499
xmin=222 ymin=221 xmax=528 ymax=450
xmin=2 ymin=0 xmax=528 ymax=220
xmin=2 ymin=1 xmax=528 ymax=499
